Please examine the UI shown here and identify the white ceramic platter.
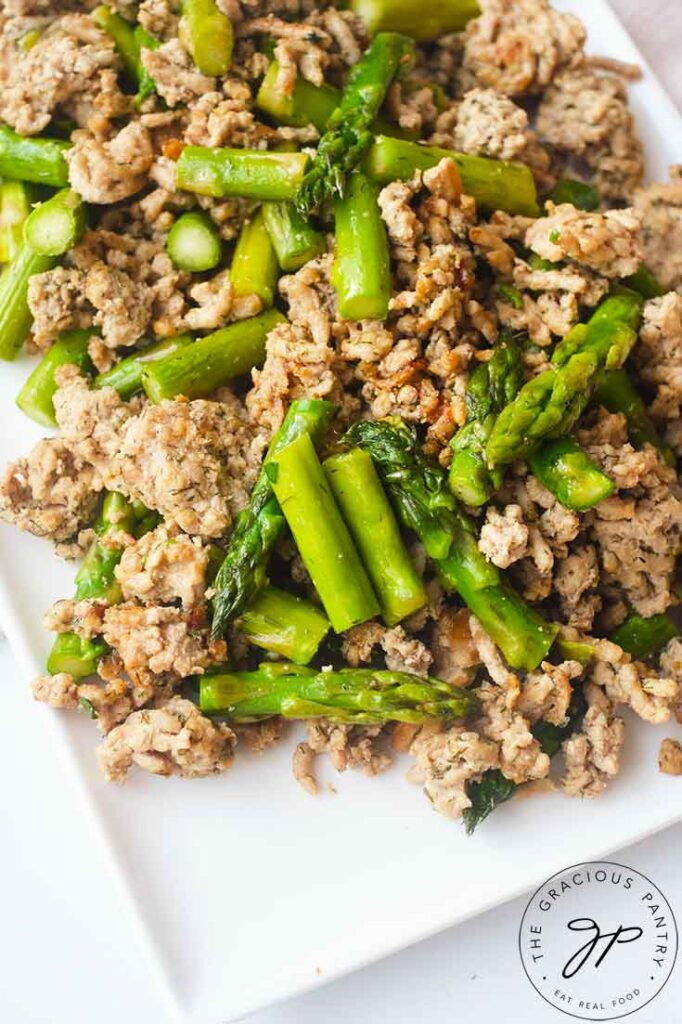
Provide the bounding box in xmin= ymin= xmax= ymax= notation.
xmin=0 ymin=2 xmax=680 ymax=1021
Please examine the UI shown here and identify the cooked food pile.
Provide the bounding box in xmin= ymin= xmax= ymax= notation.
xmin=0 ymin=0 xmax=681 ymax=831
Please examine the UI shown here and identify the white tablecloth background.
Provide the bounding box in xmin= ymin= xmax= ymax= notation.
xmin=0 ymin=4 xmax=680 ymax=1023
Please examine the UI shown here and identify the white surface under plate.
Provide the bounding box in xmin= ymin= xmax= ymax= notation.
xmin=0 ymin=3 xmax=681 ymax=1022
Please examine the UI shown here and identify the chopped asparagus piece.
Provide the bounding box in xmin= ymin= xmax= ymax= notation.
xmin=230 ymin=209 xmax=279 ymax=307
xmin=547 ymin=178 xmax=600 ymax=211
xmin=529 ymin=438 xmax=614 ymax=511
xmin=0 ymin=180 xmax=34 ymax=263
xmin=167 ymin=211 xmax=222 ymax=272
xmin=364 ymin=135 xmax=540 ymax=217
xmin=17 ymin=329 xmax=96 ymax=427
xmin=325 ymin=446 xmax=426 ymax=626
xmin=0 ymin=243 xmax=55 ymax=361
xmin=236 ymin=586 xmax=330 ymax=664
xmin=270 ymin=432 xmax=381 ymax=633
xmin=0 ymin=124 xmax=70 ymax=187
xmin=594 ymin=368 xmax=673 ymax=464
xmin=94 ymin=334 xmax=194 ymax=399
xmin=200 ymin=661 xmax=480 ymax=723
xmin=350 ymin=0 xmax=479 ymax=39
xmin=611 ymin=611 xmax=677 ymax=660
xmin=176 ymin=147 xmax=309 ymax=201
xmin=211 ymin=398 xmax=337 ymax=637
xmin=142 ymin=308 xmax=284 ymax=402
xmin=332 ymin=171 xmax=392 ymax=320
xmin=23 ymin=189 xmax=85 ymax=256
xmin=181 ymin=0 xmax=233 ymax=77
xmin=262 ymin=200 xmax=326 ymax=272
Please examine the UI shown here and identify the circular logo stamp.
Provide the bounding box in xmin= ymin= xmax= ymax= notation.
xmin=519 ymin=861 xmax=678 ymax=1021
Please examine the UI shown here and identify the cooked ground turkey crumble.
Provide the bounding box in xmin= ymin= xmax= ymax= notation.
xmin=0 ymin=0 xmax=680 ymax=827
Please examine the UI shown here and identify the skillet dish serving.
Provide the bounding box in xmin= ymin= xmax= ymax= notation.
xmin=1 ymin=0 xmax=681 ymax=833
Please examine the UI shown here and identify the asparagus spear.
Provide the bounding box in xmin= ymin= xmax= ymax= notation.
xmin=16 ymin=328 xmax=96 ymax=427
xmin=0 ymin=124 xmax=70 ymax=188
xmin=332 ymin=171 xmax=392 ymax=320
xmin=211 ymin=398 xmax=337 ymax=637
xmin=230 ymin=209 xmax=279 ymax=307
xmin=344 ymin=418 xmax=558 ymax=670
xmin=181 ymin=0 xmax=233 ymax=77
xmin=364 ymin=135 xmax=540 ymax=217
xmin=623 ymin=262 xmax=663 ymax=300
xmin=295 ymin=33 xmax=415 ymax=217
xmin=449 ymin=333 xmax=523 ymax=506
xmin=0 ymin=190 xmax=87 ymax=360
xmin=462 ymin=769 xmax=516 ymax=835
xmin=547 ymin=178 xmax=600 ymax=211
xmin=256 ymin=62 xmax=341 ymax=131
xmin=262 ymin=201 xmax=326 ymax=273
xmin=351 ymin=0 xmax=479 ymax=40
xmin=167 ymin=211 xmax=222 ymax=272
xmin=610 ymin=611 xmax=677 ymax=660
xmin=324 ymin=446 xmax=426 ymax=626
xmin=93 ymin=334 xmax=194 ymax=399
xmin=176 ymin=147 xmax=309 ymax=201
xmin=236 ymin=585 xmax=330 ymax=664
xmin=255 ymin=61 xmax=416 ymax=139
xmin=486 ymin=291 xmax=644 ymax=469
xmin=141 ymin=308 xmax=283 ymax=402
xmin=464 ymin=683 xmax=587 ymax=833
xmin=92 ymin=5 xmax=159 ymax=104
xmin=529 ymin=438 xmax=614 ymax=511
xmin=23 ymin=188 xmax=85 ymax=256
xmin=270 ymin=432 xmax=381 ymax=632
xmin=0 ymin=245 xmax=55 ymax=361
xmin=0 ymin=181 xmax=34 ymax=263
xmin=47 ymin=493 xmax=139 ymax=680
xmin=593 ymin=368 xmax=673 ymax=464
xmin=200 ymin=661 xmax=480 ymax=723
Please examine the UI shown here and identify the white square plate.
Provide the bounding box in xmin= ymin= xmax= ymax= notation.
xmin=1 ymin=3 xmax=681 ymax=1021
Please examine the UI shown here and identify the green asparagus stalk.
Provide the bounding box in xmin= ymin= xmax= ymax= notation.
xmin=93 ymin=334 xmax=194 ymax=399
xmin=200 ymin=661 xmax=480 ymax=724
xmin=0 ymin=181 xmax=34 ymax=263
xmin=16 ymin=328 xmax=96 ymax=427
xmin=255 ymin=61 xmax=416 ymax=139
xmin=230 ymin=209 xmax=279 ymax=307
xmin=141 ymin=308 xmax=283 ymax=402
xmin=324 ymin=446 xmax=426 ymax=626
xmin=344 ymin=417 xmax=558 ymax=670
xmin=332 ymin=171 xmax=391 ymax=320
xmin=236 ymin=585 xmax=330 ymax=664
xmin=0 ymin=244 xmax=55 ymax=361
xmin=363 ymin=135 xmax=540 ymax=217
xmin=167 ymin=211 xmax=222 ymax=272
xmin=270 ymin=433 xmax=380 ymax=632
xmin=593 ymin=368 xmax=673 ymax=463
xmin=449 ymin=334 xmax=523 ymax=506
xmin=529 ymin=438 xmax=614 ymax=511
xmin=211 ymin=398 xmax=337 ymax=637
xmin=464 ymin=683 xmax=587 ymax=833
xmin=623 ymin=262 xmax=663 ymax=300
xmin=181 ymin=0 xmax=233 ymax=77
xmin=462 ymin=769 xmax=516 ymax=835
xmin=295 ymin=33 xmax=415 ymax=217
xmin=486 ymin=292 xmax=644 ymax=469
xmin=0 ymin=124 xmax=70 ymax=187
xmin=262 ymin=201 xmax=326 ymax=272
xmin=92 ymin=4 xmax=160 ymax=104
xmin=547 ymin=178 xmax=600 ymax=211
xmin=23 ymin=188 xmax=85 ymax=256
xmin=176 ymin=147 xmax=309 ymax=201
xmin=610 ymin=611 xmax=677 ymax=660
xmin=350 ymin=0 xmax=479 ymax=39
xmin=46 ymin=492 xmax=138 ymax=680
xmin=256 ymin=62 xmax=341 ymax=131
